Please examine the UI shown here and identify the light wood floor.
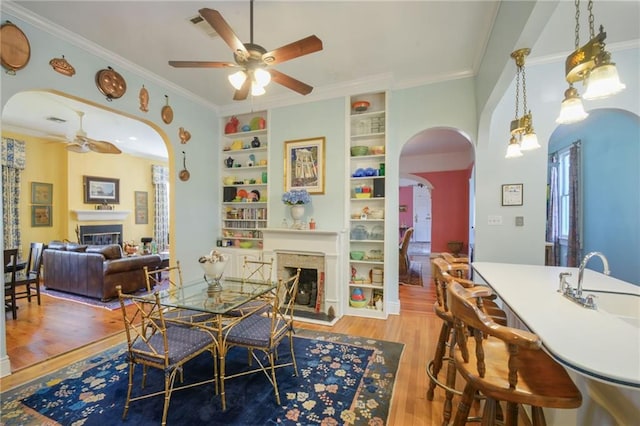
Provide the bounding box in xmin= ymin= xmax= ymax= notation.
xmin=2 ymin=253 xmax=461 ymax=425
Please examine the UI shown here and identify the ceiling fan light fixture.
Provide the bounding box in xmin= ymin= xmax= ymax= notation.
xmin=228 ymin=70 xmax=247 ymax=90
xmin=253 ymin=68 xmax=271 ymax=87
xmin=251 ymin=83 xmax=266 ymax=96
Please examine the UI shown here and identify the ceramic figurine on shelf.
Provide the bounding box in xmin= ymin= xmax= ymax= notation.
xmin=251 ymin=136 xmax=261 ymax=148
xmin=225 ymin=116 xmax=238 ymax=134
xmin=225 ymin=157 xmax=234 ymax=168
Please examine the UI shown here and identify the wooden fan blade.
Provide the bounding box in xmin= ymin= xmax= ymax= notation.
xmin=88 ymin=139 xmax=122 ymax=154
xmin=262 ymin=35 xmax=323 ymax=65
xmin=269 ymin=69 xmax=313 ymax=95
xmin=199 ymin=8 xmax=249 ymax=61
xmin=169 ymin=61 xmax=237 ymax=68
xmin=233 ymin=78 xmax=251 ymax=101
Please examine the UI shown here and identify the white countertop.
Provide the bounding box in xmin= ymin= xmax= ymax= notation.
xmin=472 ymin=262 xmax=640 ymax=389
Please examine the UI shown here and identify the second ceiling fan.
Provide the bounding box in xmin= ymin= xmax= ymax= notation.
xmin=169 ymin=1 xmax=323 ymax=101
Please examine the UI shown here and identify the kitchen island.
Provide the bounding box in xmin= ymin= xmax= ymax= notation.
xmin=472 ymin=262 xmax=640 ymax=426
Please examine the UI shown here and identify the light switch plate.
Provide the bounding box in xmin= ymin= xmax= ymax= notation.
xmin=515 ymin=216 xmax=524 ymax=226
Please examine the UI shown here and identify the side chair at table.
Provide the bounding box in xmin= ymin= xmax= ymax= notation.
xmin=226 ymin=256 xmax=275 ymax=317
xmin=144 ymin=260 xmax=214 ymax=324
xmin=117 ymin=285 xmax=218 ymax=426
xmin=447 ymin=281 xmax=582 ymax=425
xmin=4 ymin=248 xmax=19 ymax=320
xmin=14 ymin=242 xmax=46 ymax=306
xmin=218 ymin=267 xmax=301 ymax=411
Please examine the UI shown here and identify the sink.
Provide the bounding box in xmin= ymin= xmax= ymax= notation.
xmin=585 ymin=290 xmax=640 ymax=327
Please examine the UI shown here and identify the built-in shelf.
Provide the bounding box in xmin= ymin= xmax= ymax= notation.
xmin=74 ymin=210 xmax=130 ymax=221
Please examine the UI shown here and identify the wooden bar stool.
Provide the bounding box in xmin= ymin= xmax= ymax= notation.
xmin=448 ymin=280 xmax=582 ymax=425
xmin=427 ymin=258 xmax=507 ymax=425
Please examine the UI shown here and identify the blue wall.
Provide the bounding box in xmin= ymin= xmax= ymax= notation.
xmin=549 ymin=109 xmax=640 ymax=284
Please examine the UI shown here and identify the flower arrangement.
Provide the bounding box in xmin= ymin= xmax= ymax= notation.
xmin=198 ymin=249 xmax=227 ymax=264
xmin=282 ymin=189 xmax=311 ymax=205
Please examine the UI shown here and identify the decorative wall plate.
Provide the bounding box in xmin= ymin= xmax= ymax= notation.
xmin=1 ymin=21 xmax=31 ymax=73
xmin=95 ymin=67 xmax=126 ymax=100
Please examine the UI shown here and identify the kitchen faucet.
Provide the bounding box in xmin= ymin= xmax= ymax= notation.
xmin=577 ymin=252 xmax=611 ymax=297
xmin=558 ymin=251 xmax=610 ymax=309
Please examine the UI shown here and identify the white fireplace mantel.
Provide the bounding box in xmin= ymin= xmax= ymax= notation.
xmin=73 ymin=210 xmax=130 ymax=221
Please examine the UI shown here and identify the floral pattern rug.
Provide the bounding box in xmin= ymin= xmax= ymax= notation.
xmin=1 ymin=329 xmax=403 ymax=425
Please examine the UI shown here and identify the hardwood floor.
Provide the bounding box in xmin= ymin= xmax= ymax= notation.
xmin=2 ymin=251 xmax=457 ymax=425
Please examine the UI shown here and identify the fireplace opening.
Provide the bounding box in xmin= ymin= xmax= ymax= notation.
xmin=79 ymin=225 xmax=123 ymax=245
xmin=285 ymin=267 xmax=318 ymax=309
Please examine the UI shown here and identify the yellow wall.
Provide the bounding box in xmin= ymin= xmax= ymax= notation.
xmin=3 ymin=131 xmax=167 ymax=259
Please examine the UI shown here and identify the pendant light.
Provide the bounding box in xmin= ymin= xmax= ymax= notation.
xmin=506 ymin=48 xmax=539 ymax=159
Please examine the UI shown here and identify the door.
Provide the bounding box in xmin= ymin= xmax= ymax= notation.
xmin=413 ymin=185 xmax=431 ymax=242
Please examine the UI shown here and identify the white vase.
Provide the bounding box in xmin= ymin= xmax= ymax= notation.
xmin=290 ymin=204 xmax=305 ymax=227
xmin=200 ymin=260 xmax=227 ymax=290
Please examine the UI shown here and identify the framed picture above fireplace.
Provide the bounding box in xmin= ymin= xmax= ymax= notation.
xmin=83 ymin=175 xmax=120 ymax=204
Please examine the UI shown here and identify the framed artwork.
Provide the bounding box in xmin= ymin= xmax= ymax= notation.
xmin=31 ymin=182 xmax=52 ymax=204
xmin=135 ymin=191 xmax=148 ymax=224
xmin=502 ymin=183 xmax=523 ymax=206
xmin=31 ymin=205 xmax=52 ymax=227
xmin=83 ymin=175 xmax=120 ymax=204
xmin=284 ymin=137 xmax=325 ymax=194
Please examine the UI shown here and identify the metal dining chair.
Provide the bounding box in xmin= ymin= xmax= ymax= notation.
xmin=117 ymin=285 xmax=218 ymax=426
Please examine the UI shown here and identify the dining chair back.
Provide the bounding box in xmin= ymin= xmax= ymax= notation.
xmin=117 ymin=285 xmax=217 ymax=426
xmin=15 ymin=242 xmax=45 ymax=305
xmin=241 ymin=256 xmax=274 ymax=282
xmin=220 ymin=268 xmax=302 ymax=410
xmin=447 ymin=280 xmax=582 ymax=425
xmin=398 ymin=227 xmax=414 ymax=276
xmin=144 ymin=260 xmax=213 ymax=324
xmin=4 ymin=248 xmax=19 ymax=319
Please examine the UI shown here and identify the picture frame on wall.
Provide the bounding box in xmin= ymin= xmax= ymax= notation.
xmin=502 ymin=183 xmax=523 ymax=206
xmin=284 ymin=137 xmax=325 ymax=194
xmin=83 ymin=175 xmax=120 ymax=204
xmin=135 ymin=191 xmax=148 ymax=224
xmin=31 ymin=205 xmax=52 ymax=227
xmin=31 ymin=182 xmax=53 ymax=205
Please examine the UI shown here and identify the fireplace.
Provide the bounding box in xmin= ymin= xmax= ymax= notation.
xmin=79 ymin=225 xmax=123 ymax=245
xmin=278 ymin=253 xmax=325 ymax=319
xmin=263 ymin=229 xmax=343 ymax=325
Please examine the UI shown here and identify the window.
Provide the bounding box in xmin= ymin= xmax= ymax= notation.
xmin=557 ymin=148 xmax=571 ymax=240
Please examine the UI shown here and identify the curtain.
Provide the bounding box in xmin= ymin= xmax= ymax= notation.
xmin=2 ymin=137 xmax=26 ymax=253
xmin=546 ymin=153 xmax=560 ymax=266
xmin=566 ymin=142 xmax=582 ymax=266
xmin=152 ymin=165 xmax=169 ymax=251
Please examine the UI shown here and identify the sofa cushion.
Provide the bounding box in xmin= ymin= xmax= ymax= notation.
xmin=66 ymin=243 xmax=88 ymax=252
xmin=86 ymin=244 xmax=123 ymax=260
xmin=47 ymin=241 xmax=67 ymax=251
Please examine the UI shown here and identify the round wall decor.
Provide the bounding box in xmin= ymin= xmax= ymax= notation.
xmin=1 ymin=21 xmax=31 ymax=73
xmin=95 ymin=67 xmax=127 ymax=100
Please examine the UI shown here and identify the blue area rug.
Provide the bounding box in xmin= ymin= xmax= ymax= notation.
xmin=1 ymin=330 xmax=403 ymax=425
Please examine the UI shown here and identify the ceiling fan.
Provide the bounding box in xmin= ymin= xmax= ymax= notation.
xmin=65 ymin=110 xmax=121 ymax=154
xmin=169 ymin=1 xmax=323 ymax=101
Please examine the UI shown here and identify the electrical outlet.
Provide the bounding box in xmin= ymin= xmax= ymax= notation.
xmin=515 ymin=216 xmax=524 ymax=226
xmin=488 ymin=215 xmax=502 ymax=225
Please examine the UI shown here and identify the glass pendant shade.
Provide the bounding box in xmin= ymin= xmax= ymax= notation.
xmin=557 ymin=86 xmax=589 ymax=124
xmin=520 ymin=130 xmax=540 ymax=151
xmin=583 ymin=63 xmax=626 ymax=100
xmin=251 ymin=83 xmax=266 ymax=96
xmin=228 ymin=70 xmax=247 ymax=90
xmin=253 ymin=68 xmax=271 ymax=87
xmin=505 ymin=136 xmax=523 ymax=158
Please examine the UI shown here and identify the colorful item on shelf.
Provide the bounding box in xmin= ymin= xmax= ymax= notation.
xmin=251 ymin=137 xmax=261 ymax=148
xmin=225 ymin=116 xmax=238 ymax=134
xmin=350 ymin=287 xmax=368 ymax=307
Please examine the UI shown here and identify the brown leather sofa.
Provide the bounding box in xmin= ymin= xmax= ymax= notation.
xmin=43 ymin=241 xmax=162 ymax=301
